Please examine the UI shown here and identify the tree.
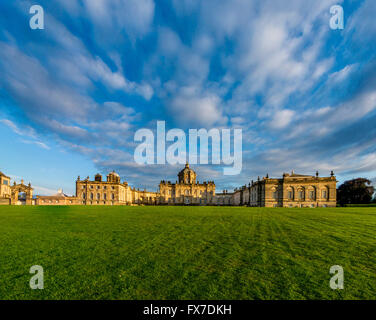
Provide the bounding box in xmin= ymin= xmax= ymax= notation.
xmin=337 ymin=178 xmax=375 ymax=206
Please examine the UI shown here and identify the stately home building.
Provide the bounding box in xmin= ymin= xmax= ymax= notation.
xmin=159 ymin=163 xmax=216 ymax=205
xmin=1 ymin=166 xmax=337 ymax=207
xmin=233 ymin=171 xmax=337 ymax=207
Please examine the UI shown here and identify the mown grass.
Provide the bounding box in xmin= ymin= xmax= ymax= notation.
xmin=0 ymin=206 xmax=375 ymax=300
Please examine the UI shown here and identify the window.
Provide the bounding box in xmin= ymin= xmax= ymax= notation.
xmin=90 ymin=193 xmax=94 ymax=200
xmin=322 ymin=190 xmax=327 ymax=199
xmin=309 ymin=191 xmax=315 ymax=200
xmin=273 ymin=191 xmax=277 ymax=199
xmin=97 ymin=186 xmax=100 ymax=190
xmin=104 ymin=194 xmax=107 ymax=200
xmin=83 ymin=193 xmax=86 ymax=199
xmin=111 ymin=193 xmax=115 ymax=200
xmin=3 ymin=179 xmax=9 ymax=185
xmin=288 ymin=191 xmax=293 ymax=200
xmin=97 ymin=193 xmax=100 ymax=200
xmin=104 ymin=186 xmax=107 ymax=190
xmin=299 ymin=190 xmax=304 ymax=200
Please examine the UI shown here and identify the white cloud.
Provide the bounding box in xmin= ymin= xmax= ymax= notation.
xmin=268 ymin=109 xmax=295 ymax=130
xmin=168 ymin=87 xmax=227 ymax=127
xmin=82 ymin=0 xmax=155 ymax=38
xmin=19 ymin=139 xmax=50 ymax=150
xmin=328 ymin=64 xmax=357 ymax=83
xmin=0 ymin=119 xmax=49 ymax=149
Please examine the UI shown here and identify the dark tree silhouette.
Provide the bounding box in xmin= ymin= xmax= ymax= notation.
xmin=337 ymin=178 xmax=375 ymax=206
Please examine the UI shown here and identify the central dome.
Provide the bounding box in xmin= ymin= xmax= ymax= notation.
xmin=107 ymin=171 xmax=121 ymax=183
xmin=178 ymin=163 xmax=196 ymax=184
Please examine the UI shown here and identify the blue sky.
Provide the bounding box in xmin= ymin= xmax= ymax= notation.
xmin=0 ymin=0 xmax=376 ymax=195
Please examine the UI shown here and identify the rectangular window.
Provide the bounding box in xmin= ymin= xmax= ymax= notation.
xmin=3 ymin=179 xmax=9 ymax=185
xmin=288 ymin=191 xmax=293 ymax=199
xmin=322 ymin=191 xmax=327 ymax=199
xmin=273 ymin=191 xmax=277 ymax=199
xmin=310 ymin=191 xmax=315 ymax=199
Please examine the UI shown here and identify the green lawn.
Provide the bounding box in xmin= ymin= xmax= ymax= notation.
xmin=0 ymin=206 xmax=375 ymax=300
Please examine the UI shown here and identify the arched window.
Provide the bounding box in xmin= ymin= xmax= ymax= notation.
xmin=309 ymin=187 xmax=316 ymax=200
xmin=272 ymin=187 xmax=278 ymax=200
xmin=287 ymin=187 xmax=293 ymax=200
xmin=322 ymin=187 xmax=329 ymax=200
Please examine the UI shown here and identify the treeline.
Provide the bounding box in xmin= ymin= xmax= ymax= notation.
xmin=337 ymin=178 xmax=375 ymax=206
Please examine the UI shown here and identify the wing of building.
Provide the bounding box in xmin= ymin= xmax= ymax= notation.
xmin=0 ymin=171 xmax=11 ymax=205
xmin=232 ymin=171 xmax=337 ymax=207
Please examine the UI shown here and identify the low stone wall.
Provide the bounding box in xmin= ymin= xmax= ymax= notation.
xmin=0 ymin=198 xmax=10 ymax=205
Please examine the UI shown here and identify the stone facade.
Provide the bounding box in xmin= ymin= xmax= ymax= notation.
xmin=213 ymin=190 xmax=234 ymax=206
xmin=1 ymin=171 xmax=34 ymax=205
xmin=10 ymin=181 xmax=34 ymax=205
xmin=73 ymin=171 xmax=159 ymax=206
xmin=233 ymin=171 xmax=337 ymax=208
xmin=0 ymin=171 xmax=11 ymax=205
xmin=36 ymin=189 xmax=79 ymax=205
xmin=0 ymin=167 xmax=337 ymax=207
xmin=159 ymin=163 xmax=215 ymax=205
